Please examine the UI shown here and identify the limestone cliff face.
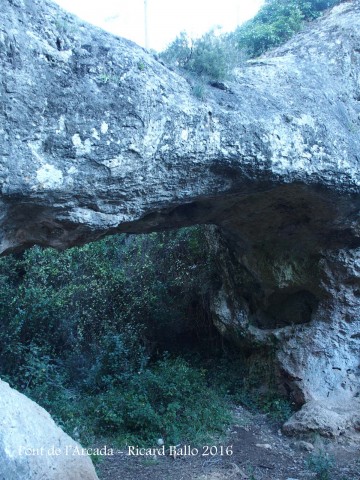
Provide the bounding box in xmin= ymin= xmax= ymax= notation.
xmin=207 ymin=227 xmax=360 ymax=438
xmin=1 ymin=0 xmax=360 ymax=439
xmin=1 ymin=0 xmax=360 ymax=252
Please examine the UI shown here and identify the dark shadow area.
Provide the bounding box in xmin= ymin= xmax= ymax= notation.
xmin=253 ymin=290 xmax=319 ymax=329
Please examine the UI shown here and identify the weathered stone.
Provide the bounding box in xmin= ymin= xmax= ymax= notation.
xmin=0 ymin=0 xmax=360 ymax=441
xmin=206 ymin=227 xmax=360 ymax=434
xmin=283 ymin=400 xmax=360 ymax=438
xmin=255 ymin=443 xmax=272 ymax=450
xmin=292 ymin=440 xmax=314 ymax=452
xmin=1 ymin=1 xmax=360 ymax=254
xmin=0 ymin=379 xmax=98 ymax=480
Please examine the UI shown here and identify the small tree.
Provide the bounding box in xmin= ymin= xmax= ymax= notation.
xmin=161 ymin=29 xmax=241 ymax=81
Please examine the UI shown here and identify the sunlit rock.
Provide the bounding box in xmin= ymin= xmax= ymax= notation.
xmin=0 ymin=379 xmax=98 ymax=480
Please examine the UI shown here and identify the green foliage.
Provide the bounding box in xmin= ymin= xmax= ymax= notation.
xmin=160 ymin=0 xmax=342 ymax=87
xmin=54 ymin=17 xmax=77 ymax=37
xmin=137 ymin=61 xmax=146 ymax=71
xmin=0 ymin=227 xmax=228 ymax=446
xmin=160 ymin=30 xmax=242 ymax=81
xmin=192 ymin=83 xmax=205 ymax=100
xmin=0 ymin=227 xmax=216 ymax=384
xmin=232 ymin=0 xmax=342 ymax=58
xmin=205 ymin=350 xmax=294 ymax=423
xmin=234 ymin=0 xmax=303 ymax=58
xmin=256 ymin=391 xmax=294 ymax=422
xmin=89 ymin=356 xmax=232 ymax=445
xmin=303 ymin=0 xmax=341 ymax=14
xmin=306 ymin=450 xmax=334 ymax=480
xmin=0 ymin=226 xmax=294 ymax=448
xmin=0 ymin=238 xmax=145 ymax=389
xmin=235 ymin=3 xmax=303 ymax=57
xmin=96 ymin=72 xmax=121 ymax=85
xmin=246 ymin=465 xmax=258 ymax=480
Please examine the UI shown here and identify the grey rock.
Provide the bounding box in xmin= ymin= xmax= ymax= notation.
xmin=0 ymin=0 xmax=360 ymax=441
xmin=255 ymin=443 xmax=272 ymax=450
xmin=0 ymin=379 xmax=98 ymax=480
xmin=283 ymin=400 xmax=360 ymax=438
xmin=206 ymin=227 xmax=360 ymax=438
xmin=1 ymin=1 xmax=360 ymax=253
xmin=292 ymin=440 xmax=314 ymax=452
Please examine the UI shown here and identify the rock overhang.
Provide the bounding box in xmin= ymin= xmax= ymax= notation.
xmin=1 ymin=0 xmax=360 ymax=254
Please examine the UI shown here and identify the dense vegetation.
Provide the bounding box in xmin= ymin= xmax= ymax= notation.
xmin=233 ymin=0 xmax=341 ymax=57
xmin=0 ymin=228 xmax=292 ymax=448
xmin=160 ymin=29 xmax=241 ymax=82
xmin=0 ymin=228 xmax=221 ymax=445
xmin=160 ymin=0 xmax=342 ymax=82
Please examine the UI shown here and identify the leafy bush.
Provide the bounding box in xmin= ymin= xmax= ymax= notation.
xmin=88 ymin=356 xmax=232 ymax=445
xmin=235 ymin=3 xmax=303 ymax=57
xmin=160 ymin=30 xmax=242 ymax=81
xmin=0 ymin=240 xmax=147 ymax=389
xmin=0 ymin=227 xmax=217 ymax=385
xmin=205 ymin=352 xmax=294 ymax=423
xmin=0 ymin=226 xmax=295 ymax=448
xmin=192 ymin=83 xmax=205 ymax=100
xmin=232 ymin=0 xmax=342 ymax=58
xmin=304 ymin=0 xmax=342 ymax=14
xmin=306 ymin=450 xmax=334 ymax=480
xmin=160 ymin=0 xmax=343 ymax=88
xmin=257 ymin=391 xmax=294 ymax=422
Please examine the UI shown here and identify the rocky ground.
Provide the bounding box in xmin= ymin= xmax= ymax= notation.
xmin=96 ymin=406 xmax=360 ymax=480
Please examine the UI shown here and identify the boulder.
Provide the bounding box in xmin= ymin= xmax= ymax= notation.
xmin=0 ymin=379 xmax=98 ymax=480
xmin=283 ymin=400 xmax=360 ymax=438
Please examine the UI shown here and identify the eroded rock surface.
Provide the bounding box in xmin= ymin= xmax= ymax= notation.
xmin=1 ymin=0 xmax=360 ymax=441
xmin=1 ymin=0 xmax=360 ymax=252
xmin=208 ymin=228 xmax=360 ymax=438
xmin=0 ymin=379 xmax=98 ymax=480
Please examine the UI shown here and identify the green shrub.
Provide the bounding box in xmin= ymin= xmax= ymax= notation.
xmin=233 ymin=1 xmax=304 ymax=57
xmin=160 ymin=0 xmax=343 ymax=85
xmin=203 ymin=351 xmax=294 ymax=424
xmin=83 ymin=326 xmax=149 ymax=392
xmin=0 ymin=227 xmax=228 ymax=446
xmin=192 ymin=83 xmax=205 ymax=100
xmin=89 ymin=357 xmax=232 ymax=445
xmin=232 ymin=0 xmax=342 ymax=58
xmin=0 ymin=226 xmax=294 ymax=448
xmin=0 ymin=227 xmax=216 ymax=387
xmin=257 ymin=391 xmax=294 ymax=422
xmin=306 ymin=450 xmax=334 ymax=480
xmin=160 ymin=30 xmax=242 ymax=81
xmin=305 ymin=0 xmax=341 ymax=15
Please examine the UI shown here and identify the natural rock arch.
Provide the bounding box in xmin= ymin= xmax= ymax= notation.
xmin=1 ymin=3 xmax=360 ymax=473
